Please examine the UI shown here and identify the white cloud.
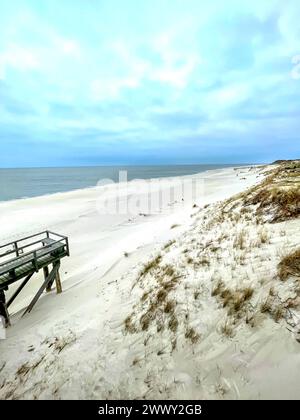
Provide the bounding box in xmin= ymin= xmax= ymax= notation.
xmin=90 ymin=76 xmax=140 ymax=101
xmin=278 ymin=2 xmax=300 ymax=54
xmin=207 ymin=84 xmax=251 ymax=111
xmin=151 ymin=56 xmax=198 ymax=89
xmin=291 ymin=55 xmax=300 ymax=80
xmin=0 ymin=44 xmax=39 ymax=79
xmin=150 ymin=29 xmax=200 ymax=88
xmin=59 ymin=39 xmax=81 ymax=58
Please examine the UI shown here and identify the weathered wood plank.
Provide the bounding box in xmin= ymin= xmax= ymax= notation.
xmin=0 ymin=242 xmax=65 ymax=276
xmin=22 ymin=263 xmax=60 ymax=316
xmin=0 ymin=249 xmax=67 ymax=288
xmin=0 ymin=290 xmax=10 ymax=327
xmin=44 ymin=266 xmax=51 ymax=292
xmin=55 ymin=264 xmax=62 ymax=294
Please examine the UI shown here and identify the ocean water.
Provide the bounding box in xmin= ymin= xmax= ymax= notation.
xmin=0 ymin=165 xmax=243 ymax=202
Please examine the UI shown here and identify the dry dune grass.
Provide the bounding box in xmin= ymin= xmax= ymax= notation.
xmin=140 ymin=255 xmax=162 ymax=277
xmin=125 ymin=260 xmax=181 ymax=335
xmin=245 ymin=185 xmax=300 ymax=223
xmin=185 ymin=327 xmax=200 ymax=344
xmin=215 ymin=284 xmax=254 ymax=317
xmin=223 ymin=160 xmax=300 ymax=223
xmin=245 ymin=161 xmax=300 ymax=223
xmin=278 ymin=249 xmax=300 ymax=280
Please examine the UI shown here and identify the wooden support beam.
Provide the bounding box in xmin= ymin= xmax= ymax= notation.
xmin=7 ymin=272 xmax=33 ymax=308
xmin=0 ymin=290 xmax=10 ymax=327
xmin=55 ymin=263 xmax=62 ymax=294
xmin=44 ymin=266 xmax=51 ymax=292
xmin=22 ymin=262 xmax=59 ymax=317
xmin=46 ymin=262 xmax=62 ymax=293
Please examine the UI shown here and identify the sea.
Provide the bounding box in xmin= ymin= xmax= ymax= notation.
xmin=0 ymin=164 xmax=245 ymax=202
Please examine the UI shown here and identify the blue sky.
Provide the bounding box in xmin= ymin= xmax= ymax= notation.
xmin=0 ymin=0 xmax=299 ymax=167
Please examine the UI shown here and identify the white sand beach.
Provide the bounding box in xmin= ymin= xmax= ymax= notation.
xmin=0 ymin=164 xmax=299 ymax=400
xmin=0 ymin=166 xmax=258 ymax=315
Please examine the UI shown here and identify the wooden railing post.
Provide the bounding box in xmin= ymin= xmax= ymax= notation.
xmin=33 ymin=251 xmax=38 ymax=272
xmin=14 ymin=242 xmax=19 ymax=257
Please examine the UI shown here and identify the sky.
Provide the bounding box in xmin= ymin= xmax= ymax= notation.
xmin=0 ymin=0 xmax=299 ymax=167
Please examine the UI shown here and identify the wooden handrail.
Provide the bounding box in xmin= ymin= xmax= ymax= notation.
xmin=0 ymin=231 xmax=48 ymax=250
xmin=0 ymin=230 xmax=66 ymax=253
xmin=0 ymin=238 xmax=53 ymax=259
xmin=47 ymin=231 xmax=68 ymax=240
xmin=0 ymin=238 xmax=68 ymax=275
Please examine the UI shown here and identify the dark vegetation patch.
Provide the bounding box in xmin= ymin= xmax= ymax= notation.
xmin=140 ymin=255 xmax=162 ymax=277
xmin=212 ymin=281 xmax=254 ymax=318
xmin=222 ymin=161 xmax=300 ymax=223
xmin=278 ymin=249 xmax=300 ymax=280
xmin=244 ymin=161 xmax=300 ymax=223
xmin=185 ymin=327 xmax=200 ymax=344
xmin=125 ymin=261 xmax=180 ymax=336
xmin=245 ymin=186 xmax=300 ymax=223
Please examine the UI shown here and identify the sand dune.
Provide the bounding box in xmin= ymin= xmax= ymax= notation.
xmin=1 ymin=163 xmax=299 ymax=400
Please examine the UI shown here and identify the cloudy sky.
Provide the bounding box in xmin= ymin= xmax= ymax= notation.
xmin=0 ymin=0 xmax=299 ymax=167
